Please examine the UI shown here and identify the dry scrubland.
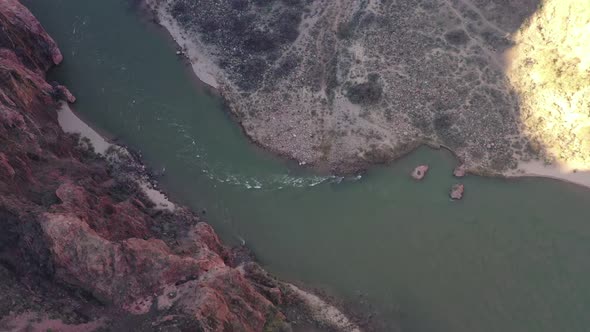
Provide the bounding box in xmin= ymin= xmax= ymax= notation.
xmin=148 ymin=0 xmax=589 ymax=175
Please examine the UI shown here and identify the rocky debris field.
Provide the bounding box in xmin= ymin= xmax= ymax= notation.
xmin=148 ymin=0 xmax=550 ymax=175
xmin=0 ymin=1 xmax=364 ymax=331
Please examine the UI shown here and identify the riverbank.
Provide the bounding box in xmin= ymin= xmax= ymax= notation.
xmin=508 ymin=160 xmax=590 ymax=189
xmin=144 ymin=0 xmax=220 ymax=89
xmin=144 ymin=0 xmax=590 ymax=191
xmin=56 ymin=100 xmax=366 ymax=332
xmin=0 ymin=1 xmax=365 ymax=330
xmin=142 ymin=0 xmax=548 ymax=176
xmin=58 ymin=102 xmax=176 ymax=210
xmin=23 ymin=1 xmax=590 ymax=331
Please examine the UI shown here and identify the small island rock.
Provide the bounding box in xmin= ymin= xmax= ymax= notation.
xmin=453 ymin=164 xmax=466 ymax=177
xmin=411 ymin=165 xmax=429 ymax=180
xmin=450 ymin=184 xmax=464 ymax=200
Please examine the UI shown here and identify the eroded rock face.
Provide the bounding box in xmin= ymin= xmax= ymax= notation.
xmin=0 ymin=0 xmax=63 ymax=70
xmin=0 ymin=1 xmax=358 ymax=331
xmin=147 ymin=0 xmax=541 ymax=174
xmin=40 ymin=213 xmax=275 ymax=330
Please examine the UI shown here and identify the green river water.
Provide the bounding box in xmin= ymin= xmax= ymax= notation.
xmin=25 ymin=1 xmax=590 ymax=331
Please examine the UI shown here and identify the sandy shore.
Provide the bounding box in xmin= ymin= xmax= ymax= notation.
xmin=288 ymin=284 xmax=361 ymax=332
xmin=507 ymin=160 xmax=590 ymax=189
xmin=146 ymin=0 xmax=220 ymax=89
xmin=57 ymin=102 xmax=176 ymax=210
xmin=58 ymin=99 xmax=364 ymax=330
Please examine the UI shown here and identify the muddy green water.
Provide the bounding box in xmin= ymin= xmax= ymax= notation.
xmin=25 ymin=1 xmax=590 ymax=331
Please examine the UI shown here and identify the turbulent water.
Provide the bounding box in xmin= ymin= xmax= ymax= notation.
xmin=25 ymin=0 xmax=590 ymax=331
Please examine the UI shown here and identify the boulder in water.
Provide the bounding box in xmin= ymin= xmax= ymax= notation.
xmin=450 ymin=184 xmax=464 ymax=200
xmin=411 ymin=165 xmax=429 ymax=180
xmin=453 ymin=164 xmax=466 ymax=178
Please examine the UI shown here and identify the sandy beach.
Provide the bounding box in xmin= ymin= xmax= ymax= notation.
xmin=507 ymin=160 xmax=590 ymax=189
xmin=57 ymin=102 xmax=176 ymax=210
xmin=146 ymin=0 xmax=220 ymax=89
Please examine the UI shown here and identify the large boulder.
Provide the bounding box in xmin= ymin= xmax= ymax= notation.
xmin=450 ymin=184 xmax=464 ymax=200
xmin=453 ymin=164 xmax=466 ymax=178
xmin=411 ymin=165 xmax=429 ymax=180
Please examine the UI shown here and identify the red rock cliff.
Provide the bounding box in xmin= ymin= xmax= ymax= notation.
xmin=0 ymin=1 xmax=359 ymax=331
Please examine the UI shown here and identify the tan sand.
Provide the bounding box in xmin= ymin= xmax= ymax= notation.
xmin=288 ymin=284 xmax=362 ymax=332
xmin=146 ymin=0 xmax=221 ymax=89
xmin=508 ymin=160 xmax=590 ymax=189
xmin=57 ymin=102 xmax=175 ymax=210
xmin=57 ymin=102 xmax=111 ymax=154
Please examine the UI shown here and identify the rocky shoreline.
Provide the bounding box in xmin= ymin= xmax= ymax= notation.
xmin=0 ymin=1 xmax=365 ymax=331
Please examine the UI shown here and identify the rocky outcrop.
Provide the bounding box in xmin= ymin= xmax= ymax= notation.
xmin=450 ymin=184 xmax=464 ymax=200
xmin=453 ymin=164 xmax=466 ymax=178
xmin=40 ymin=212 xmax=276 ymax=330
xmin=410 ymin=165 xmax=429 ymax=180
xmin=0 ymin=0 xmax=63 ymax=70
xmin=0 ymin=1 xmax=360 ymax=331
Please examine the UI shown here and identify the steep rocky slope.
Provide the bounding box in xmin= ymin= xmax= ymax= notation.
xmin=0 ymin=1 xmax=361 ymax=331
xmin=147 ymin=0 xmax=548 ymax=175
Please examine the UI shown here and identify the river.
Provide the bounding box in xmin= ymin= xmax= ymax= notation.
xmin=24 ymin=0 xmax=590 ymax=331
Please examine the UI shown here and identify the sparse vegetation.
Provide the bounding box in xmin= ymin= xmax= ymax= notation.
xmin=168 ymin=0 xmax=306 ymax=90
xmin=157 ymin=0 xmax=546 ymax=173
xmin=345 ymin=74 xmax=383 ymax=105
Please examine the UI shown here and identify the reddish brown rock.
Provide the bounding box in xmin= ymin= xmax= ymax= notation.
xmin=0 ymin=2 xmax=362 ymax=331
xmin=55 ymin=85 xmax=77 ymax=103
xmin=453 ymin=164 xmax=467 ymax=177
xmin=40 ymin=212 xmax=278 ymax=331
xmin=0 ymin=0 xmax=64 ymax=70
xmin=450 ymin=184 xmax=465 ymax=200
xmin=411 ymin=164 xmax=429 ymax=180
xmin=0 ymin=152 xmax=15 ymax=179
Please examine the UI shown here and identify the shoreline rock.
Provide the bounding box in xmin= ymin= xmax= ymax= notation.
xmin=453 ymin=164 xmax=466 ymax=178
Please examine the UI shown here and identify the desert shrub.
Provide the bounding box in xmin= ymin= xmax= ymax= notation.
xmin=345 ymin=75 xmax=383 ymax=105
xmin=236 ymin=57 xmax=268 ymax=90
xmin=273 ymin=53 xmax=300 ymax=78
xmin=433 ymin=113 xmax=465 ymax=148
xmin=336 ymin=21 xmax=353 ymax=39
xmin=230 ymin=0 xmax=249 ymax=10
xmin=274 ymin=9 xmax=302 ymax=42
xmin=433 ymin=113 xmax=453 ymax=131
xmin=444 ymin=29 xmax=469 ymax=45
xmin=243 ymin=30 xmax=278 ymax=52
xmin=253 ymin=0 xmax=272 ymax=6
xmin=281 ymin=0 xmax=302 ymax=7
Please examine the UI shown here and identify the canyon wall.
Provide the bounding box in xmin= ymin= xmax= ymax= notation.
xmin=0 ymin=1 xmax=360 ymax=331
